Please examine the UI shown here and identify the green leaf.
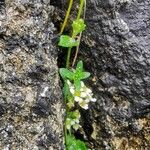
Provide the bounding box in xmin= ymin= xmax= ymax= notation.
xmin=72 ymin=19 xmax=86 ymax=36
xmin=76 ymin=140 xmax=87 ymax=150
xmin=74 ymin=71 xmax=90 ymax=81
xmin=68 ymin=110 xmax=80 ymax=120
xmin=59 ymin=68 xmax=74 ymax=79
xmin=63 ymin=81 xmax=70 ymax=98
xmin=58 ymin=35 xmax=79 ymax=47
xmin=74 ymin=80 xmax=81 ymax=91
xmin=72 ymin=61 xmax=91 ymax=87
xmin=66 ymin=135 xmax=77 ymax=150
xmin=80 ymin=72 xmax=90 ymax=79
xmin=66 ymin=135 xmax=87 ymax=150
xmin=76 ymin=60 xmax=83 ymax=72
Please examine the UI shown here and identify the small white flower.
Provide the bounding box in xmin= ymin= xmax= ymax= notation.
xmin=67 ymin=80 xmax=96 ymax=110
xmin=85 ymin=98 xmax=90 ymax=103
xmin=79 ymin=101 xmax=89 ymax=110
xmin=66 ymin=125 xmax=71 ymax=130
xmin=73 ymin=124 xmax=81 ymax=130
xmin=80 ymin=87 xmax=84 ymax=92
xmin=71 ymin=120 xmax=75 ymax=125
xmin=91 ymin=98 xmax=97 ymax=102
xmin=80 ymin=92 xmax=87 ymax=98
xmin=67 ymin=80 xmax=71 ymax=86
xmin=66 ymin=118 xmax=72 ymax=129
xmin=85 ymin=88 xmax=92 ymax=94
xmin=74 ymin=119 xmax=79 ymax=124
xmin=70 ymin=87 xmax=75 ymax=94
xmin=66 ymin=118 xmax=71 ymax=121
xmin=82 ymin=104 xmax=89 ymax=110
xmin=74 ymin=96 xmax=83 ymax=102
xmin=81 ymin=81 xmax=85 ymax=88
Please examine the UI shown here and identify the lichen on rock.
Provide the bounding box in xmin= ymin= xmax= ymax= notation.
xmin=77 ymin=0 xmax=150 ymax=149
xmin=0 ymin=0 xmax=64 ymax=149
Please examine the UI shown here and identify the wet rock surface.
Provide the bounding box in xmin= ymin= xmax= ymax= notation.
xmin=78 ymin=0 xmax=150 ymax=149
xmin=0 ymin=0 xmax=64 ymax=149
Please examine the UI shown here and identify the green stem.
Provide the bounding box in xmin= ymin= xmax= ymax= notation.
xmin=60 ymin=0 xmax=74 ymax=34
xmin=77 ymin=0 xmax=85 ymax=20
xmin=63 ymin=80 xmax=68 ymax=148
xmin=72 ymin=0 xmax=86 ymax=67
xmin=64 ymin=108 xmax=72 ymax=148
xmin=63 ymin=0 xmax=86 ymax=148
xmin=66 ymin=0 xmax=85 ymax=68
xmin=66 ymin=47 xmax=72 ymax=68
xmin=72 ymin=33 xmax=82 ymax=67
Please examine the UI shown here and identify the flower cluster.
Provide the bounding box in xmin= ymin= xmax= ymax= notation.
xmin=66 ymin=110 xmax=81 ymax=130
xmin=67 ymin=80 xmax=96 ymax=110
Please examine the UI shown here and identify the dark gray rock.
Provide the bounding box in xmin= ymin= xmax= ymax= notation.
xmin=0 ymin=0 xmax=64 ymax=149
xmin=77 ymin=0 xmax=150 ymax=149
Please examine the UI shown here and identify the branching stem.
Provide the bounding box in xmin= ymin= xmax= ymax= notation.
xmin=72 ymin=0 xmax=86 ymax=67
xmin=66 ymin=0 xmax=85 ymax=68
xmin=60 ymin=0 xmax=74 ymax=34
xmin=77 ymin=0 xmax=85 ymax=20
xmin=66 ymin=47 xmax=72 ymax=68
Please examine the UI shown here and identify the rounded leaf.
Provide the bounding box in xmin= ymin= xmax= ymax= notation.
xmin=72 ymin=19 xmax=86 ymax=36
xmin=76 ymin=60 xmax=83 ymax=71
xmin=58 ymin=35 xmax=79 ymax=47
xmin=59 ymin=68 xmax=74 ymax=80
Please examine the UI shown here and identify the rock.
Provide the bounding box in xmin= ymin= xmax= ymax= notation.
xmin=78 ymin=0 xmax=150 ymax=149
xmin=0 ymin=0 xmax=64 ymax=149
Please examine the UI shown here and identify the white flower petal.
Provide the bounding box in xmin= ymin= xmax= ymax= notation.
xmin=66 ymin=118 xmax=71 ymax=121
xmin=79 ymin=101 xmax=89 ymax=110
xmin=67 ymin=80 xmax=71 ymax=86
xmin=91 ymin=98 xmax=97 ymax=102
xmin=74 ymin=119 xmax=79 ymax=123
xmin=80 ymin=92 xmax=87 ymax=98
xmin=85 ymin=88 xmax=92 ymax=94
xmin=74 ymin=96 xmax=83 ymax=102
xmin=70 ymin=88 xmax=75 ymax=94
xmin=81 ymin=81 xmax=85 ymax=88
xmin=80 ymin=87 xmax=84 ymax=92
xmin=73 ymin=124 xmax=80 ymax=130
xmin=66 ymin=125 xmax=71 ymax=130
xmin=85 ymin=98 xmax=90 ymax=103
xmin=82 ymin=104 xmax=89 ymax=110
xmin=71 ymin=120 xmax=75 ymax=125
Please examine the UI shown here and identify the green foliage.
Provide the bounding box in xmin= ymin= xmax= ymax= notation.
xmin=73 ymin=61 xmax=90 ymax=90
xmin=67 ymin=110 xmax=80 ymax=120
xmin=66 ymin=110 xmax=81 ymax=130
xmin=66 ymin=135 xmax=87 ymax=150
xmin=59 ymin=61 xmax=90 ymax=91
xmin=63 ymin=81 xmax=70 ymax=99
xmin=58 ymin=35 xmax=79 ymax=47
xmin=58 ymin=0 xmax=89 ymax=149
xmin=72 ymin=19 xmax=86 ymax=36
xmin=59 ymin=61 xmax=91 ymax=150
xmin=59 ymin=68 xmax=74 ymax=80
xmin=76 ymin=60 xmax=83 ymax=71
xmin=59 ymin=20 xmax=86 ymax=48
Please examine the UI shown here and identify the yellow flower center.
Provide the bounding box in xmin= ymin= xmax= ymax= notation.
xmin=74 ymin=91 xmax=80 ymax=97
